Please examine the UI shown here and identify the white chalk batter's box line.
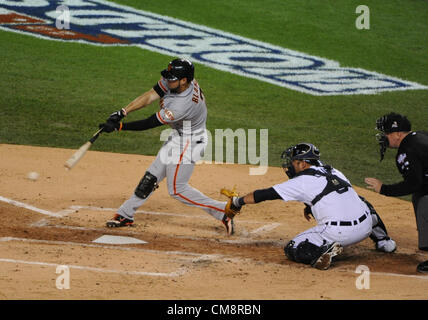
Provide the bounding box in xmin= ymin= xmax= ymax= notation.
xmin=1 ymin=192 xmax=427 ymax=280
xmin=0 ymin=236 xmax=222 ymax=261
xmin=64 ymin=205 xmax=272 ymax=226
xmin=4 ymin=195 xmax=428 ymax=257
xmin=0 ymin=258 xmax=188 ymax=278
xmin=3 ymin=195 xmax=428 ymax=264
xmin=1 ymin=237 xmax=427 ymax=281
xmin=30 ymin=222 xmax=287 ymax=247
xmin=0 ymin=195 xmax=282 ymax=238
xmin=3 ymin=195 xmax=428 ymax=254
xmin=0 ymin=236 xmax=251 ymax=278
xmin=0 ymin=237 xmax=264 ymax=267
xmin=0 ymin=194 xmax=288 ymax=249
xmin=0 ymin=195 xmax=271 ymax=223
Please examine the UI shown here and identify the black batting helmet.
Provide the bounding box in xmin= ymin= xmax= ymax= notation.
xmin=161 ymin=58 xmax=194 ymax=83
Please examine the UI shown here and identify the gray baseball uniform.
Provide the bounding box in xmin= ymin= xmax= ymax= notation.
xmin=117 ymin=78 xmax=228 ymax=221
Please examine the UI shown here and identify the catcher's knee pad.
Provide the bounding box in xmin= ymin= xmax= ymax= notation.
xmin=360 ymin=195 xmax=390 ymax=242
xmin=293 ymin=239 xmax=325 ymax=265
xmin=134 ymin=171 xmax=159 ymax=199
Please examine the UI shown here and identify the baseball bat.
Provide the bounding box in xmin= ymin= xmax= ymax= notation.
xmin=64 ymin=128 xmax=103 ymax=170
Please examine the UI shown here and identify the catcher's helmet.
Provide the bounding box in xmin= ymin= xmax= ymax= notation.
xmin=161 ymin=58 xmax=194 ymax=83
xmin=281 ymin=143 xmax=320 ymax=166
xmin=375 ymin=112 xmax=411 ymax=161
xmin=281 ymin=143 xmax=321 ymax=179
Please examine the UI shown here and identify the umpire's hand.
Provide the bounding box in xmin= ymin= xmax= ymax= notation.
xmin=364 ymin=177 xmax=382 ymax=193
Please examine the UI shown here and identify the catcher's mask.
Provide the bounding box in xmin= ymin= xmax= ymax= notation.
xmin=161 ymin=58 xmax=194 ymax=83
xmin=375 ymin=112 xmax=411 ymax=161
xmin=281 ymin=143 xmax=321 ymax=179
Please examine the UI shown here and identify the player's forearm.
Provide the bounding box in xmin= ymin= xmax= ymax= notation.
xmin=241 ymin=193 xmax=255 ymax=204
xmin=236 ymin=187 xmax=281 ymax=206
xmin=121 ymin=113 xmax=163 ymax=131
xmin=123 ymin=95 xmax=150 ymax=113
xmin=124 ymin=89 xmax=159 ymax=114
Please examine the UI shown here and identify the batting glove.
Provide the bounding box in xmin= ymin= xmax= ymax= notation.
xmin=99 ymin=120 xmax=122 ymax=133
xmin=107 ymin=108 xmax=127 ymax=122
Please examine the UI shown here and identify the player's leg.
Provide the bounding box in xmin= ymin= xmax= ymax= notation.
xmin=413 ymin=193 xmax=428 ymax=273
xmin=412 ymin=193 xmax=428 ymax=250
xmin=106 ymin=146 xmax=167 ymax=227
xmin=283 ymin=225 xmax=343 ymax=270
xmin=166 ymin=161 xmax=226 ymax=221
xmin=359 ymin=195 xmax=396 ymax=253
xmin=165 ymin=138 xmax=233 ymax=234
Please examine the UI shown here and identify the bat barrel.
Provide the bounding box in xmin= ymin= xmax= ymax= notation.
xmin=64 ymin=128 xmax=103 ymax=170
xmin=64 ymin=141 xmax=92 ymax=169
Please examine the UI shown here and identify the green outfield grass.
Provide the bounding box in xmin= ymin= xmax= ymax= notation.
xmin=0 ymin=0 xmax=427 ymax=194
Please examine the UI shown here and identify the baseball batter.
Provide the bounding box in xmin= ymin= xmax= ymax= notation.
xmin=226 ymin=143 xmax=396 ymax=270
xmin=99 ymin=58 xmax=239 ymax=235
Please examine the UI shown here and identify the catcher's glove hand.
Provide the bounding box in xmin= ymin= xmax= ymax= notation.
xmin=220 ymin=186 xmax=241 ymax=219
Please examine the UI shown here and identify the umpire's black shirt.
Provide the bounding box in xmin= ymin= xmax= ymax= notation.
xmin=380 ymin=131 xmax=428 ymax=197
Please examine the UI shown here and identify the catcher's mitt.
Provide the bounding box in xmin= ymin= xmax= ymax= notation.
xmin=220 ymin=186 xmax=241 ymax=219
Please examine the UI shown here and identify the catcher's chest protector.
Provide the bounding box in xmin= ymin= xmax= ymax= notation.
xmin=295 ymin=166 xmax=351 ymax=206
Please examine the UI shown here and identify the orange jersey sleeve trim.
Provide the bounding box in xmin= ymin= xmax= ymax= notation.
xmin=158 ymin=80 xmax=168 ymax=93
xmin=156 ymin=111 xmax=168 ymax=124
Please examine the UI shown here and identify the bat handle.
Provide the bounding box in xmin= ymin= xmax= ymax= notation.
xmin=89 ymin=127 xmax=103 ymax=144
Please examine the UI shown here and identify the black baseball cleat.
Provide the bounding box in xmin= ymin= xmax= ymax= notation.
xmin=311 ymin=242 xmax=343 ymax=270
xmin=416 ymin=260 xmax=428 ymax=273
xmin=222 ymin=215 xmax=235 ymax=236
xmin=106 ymin=214 xmax=134 ymax=228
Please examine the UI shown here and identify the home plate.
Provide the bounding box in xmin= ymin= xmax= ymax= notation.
xmin=93 ymin=235 xmax=148 ymax=245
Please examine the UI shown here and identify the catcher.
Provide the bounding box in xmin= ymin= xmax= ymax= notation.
xmin=222 ymin=143 xmax=396 ymax=270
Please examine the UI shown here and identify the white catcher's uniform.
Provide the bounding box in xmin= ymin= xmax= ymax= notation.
xmin=273 ymin=166 xmax=373 ymax=248
xmin=118 ymin=79 xmax=227 ymax=221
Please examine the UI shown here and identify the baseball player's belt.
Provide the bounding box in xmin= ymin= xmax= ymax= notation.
xmin=325 ymin=211 xmax=369 ymax=227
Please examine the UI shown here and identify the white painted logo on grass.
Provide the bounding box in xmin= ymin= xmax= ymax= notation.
xmin=0 ymin=0 xmax=426 ymax=95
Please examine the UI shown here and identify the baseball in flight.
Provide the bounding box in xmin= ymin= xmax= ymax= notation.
xmin=27 ymin=171 xmax=40 ymax=181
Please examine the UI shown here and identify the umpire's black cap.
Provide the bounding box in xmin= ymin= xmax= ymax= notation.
xmin=376 ymin=112 xmax=411 ymax=133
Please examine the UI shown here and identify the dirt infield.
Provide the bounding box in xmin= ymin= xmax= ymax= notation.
xmin=0 ymin=144 xmax=427 ymax=300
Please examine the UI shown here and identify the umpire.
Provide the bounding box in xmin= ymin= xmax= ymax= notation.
xmin=365 ymin=112 xmax=428 ymax=273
